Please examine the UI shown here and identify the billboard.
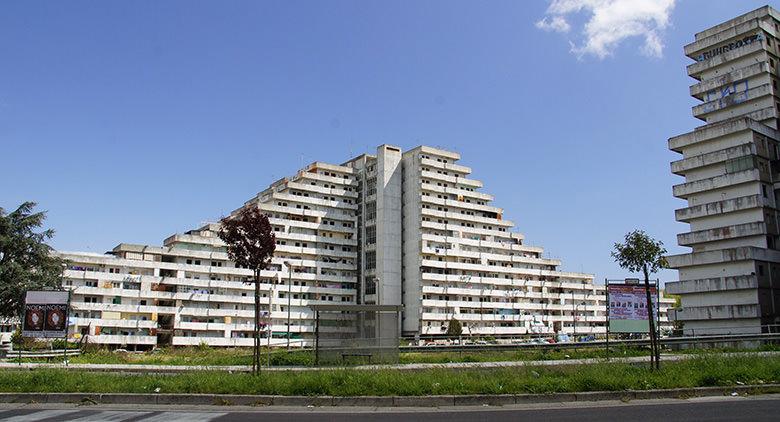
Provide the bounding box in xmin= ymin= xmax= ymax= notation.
xmin=608 ymin=284 xmax=657 ymax=333
xmin=22 ymin=291 xmax=69 ymax=338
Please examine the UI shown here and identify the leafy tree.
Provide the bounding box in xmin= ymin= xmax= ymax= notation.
xmin=446 ymin=318 xmax=462 ymax=337
xmin=218 ymin=207 xmax=276 ymax=374
xmin=611 ymin=230 xmax=667 ymax=370
xmin=0 ymin=202 xmax=65 ymax=321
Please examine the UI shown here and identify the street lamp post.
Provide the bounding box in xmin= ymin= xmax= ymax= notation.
xmin=284 ymin=261 xmax=293 ymax=351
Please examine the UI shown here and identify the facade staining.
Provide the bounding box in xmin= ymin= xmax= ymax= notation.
xmin=667 ymin=6 xmax=780 ymax=334
xmin=58 ymin=145 xmax=673 ymax=348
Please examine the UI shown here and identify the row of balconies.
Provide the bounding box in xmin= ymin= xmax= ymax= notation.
xmin=671 ymin=142 xmax=756 ymax=175
xmin=420 ymin=220 xmax=516 ymax=241
xmin=285 ymin=180 xmax=359 ymax=199
xmin=419 ymin=157 xmax=472 ymax=175
xmin=669 ymin=304 xmax=760 ymax=321
xmin=692 ymin=83 xmax=774 ymax=120
xmin=677 ymin=221 xmax=772 ymax=246
xmin=421 ymin=233 xmax=539 ymax=254
xmin=686 ymin=36 xmax=766 ymax=80
xmin=421 ymin=207 xmax=513 ymax=228
xmin=268 ymin=217 xmax=353 ymax=235
xmin=675 ymin=194 xmax=771 ymax=222
xmin=421 ymin=312 xmax=609 ymax=323
xmin=690 ymin=61 xmax=770 ymax=100
xmin=421 ymin=258 xmax=563 ymax=276
xmin=672 ymin=168 xmax=764 ymax=199
xmin=61 ymin=252 xmax=357 ymax=283
xmin=420 ymin=246 xmax=567 ymax=269
xmin=669 ymin=116 xmax=776 ymax=153
xmin=420 ymin=182 xmax=494 ymax=202
xmin=667 ymin=246 xmax=780 ymax=268
xmin=421 ymin=195 xmax=503 ymax=215
xmin=665 ymin=274 xmax=759 ymax=295
xmin=419 ymin=272 xmax=597 ymax=290
xmin=421 ymin=299 xmax=614 ymax=313
xmin=419 ymin=170 xmax=482 ymax=189
xmin=271 ymin=191 xmax=358 ymax=212
xmin=420 ymin=285 xmax=600 ymax=302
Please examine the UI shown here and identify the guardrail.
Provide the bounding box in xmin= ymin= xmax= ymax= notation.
xmin=400 ymin=332 xmax=780 ymax=353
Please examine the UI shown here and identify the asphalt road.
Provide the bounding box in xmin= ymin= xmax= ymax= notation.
xmin=0 ymin=395 xmax=778 ymax=421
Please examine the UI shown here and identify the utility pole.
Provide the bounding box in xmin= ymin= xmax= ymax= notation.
xmin=284 ymin=261 xmax=293 ymax=351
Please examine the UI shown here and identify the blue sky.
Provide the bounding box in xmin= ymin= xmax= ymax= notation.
xmin=0 ymin=1 xmax=772 ymax=283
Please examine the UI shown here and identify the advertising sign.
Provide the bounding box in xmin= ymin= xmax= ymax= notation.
xmin=608 ymin=284 xmax=657 ymax=333
xmin=22 ymin=291 xmax=69 ymax=338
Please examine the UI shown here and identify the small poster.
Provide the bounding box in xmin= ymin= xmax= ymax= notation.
xmin=22 ymin=291 xmax=70 ymax=338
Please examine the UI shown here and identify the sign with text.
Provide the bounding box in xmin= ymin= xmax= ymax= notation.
xmin=608 ymin=284 xmax=657 ymax=333
xmin=22 ymin=291 xmax=69 ymax=338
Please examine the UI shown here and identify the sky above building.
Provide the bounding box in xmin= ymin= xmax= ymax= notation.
xmin=0 ymin=1 xmax=771 ymax=284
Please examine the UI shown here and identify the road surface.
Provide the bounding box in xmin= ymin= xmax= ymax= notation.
xmin=0 ymin=394 xmax=777 ymax=421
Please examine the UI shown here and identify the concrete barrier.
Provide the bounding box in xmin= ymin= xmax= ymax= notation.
xmin=0 ymin=384 xmax=777 ymax=407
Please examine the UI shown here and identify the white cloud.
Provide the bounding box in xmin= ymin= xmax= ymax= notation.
xmin=535 ymin=16 xmax=571 ymax=33
xmin=537 ymin=0 xmax=676 ymax=59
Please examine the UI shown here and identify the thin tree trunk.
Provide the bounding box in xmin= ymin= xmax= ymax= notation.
xmin=643 ymin=266 xmax=658 ymax=370
xmin=254 ymin=269 xmax=260 ymax=375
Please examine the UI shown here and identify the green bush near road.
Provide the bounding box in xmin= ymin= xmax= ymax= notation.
xmin=0 ymin=355 xmax=778 ymax=396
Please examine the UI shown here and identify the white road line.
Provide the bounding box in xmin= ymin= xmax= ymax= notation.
xmin=139 ymin=412 xmax=228 ymax=422
xmin=66 ymin=411 xmax=151 ymax=421
xmin=0 ymin=409 xmax=80 ymax=421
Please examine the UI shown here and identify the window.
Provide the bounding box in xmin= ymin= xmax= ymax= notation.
xmin=365 ymin=251 xmax=376 ymax=270
xmin=724 ymin=156 xmax=755 ymax=174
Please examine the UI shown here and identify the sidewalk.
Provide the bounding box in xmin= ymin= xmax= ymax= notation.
xmin=0 ymin=385 xmax=778 ymax=407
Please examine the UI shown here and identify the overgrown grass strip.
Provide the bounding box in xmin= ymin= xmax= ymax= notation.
xmin=0 ymin=355 xmax=778 ymax=396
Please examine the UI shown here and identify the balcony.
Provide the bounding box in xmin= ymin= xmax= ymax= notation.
xmin=689 ymin=61 xmax=769 ymax=100
xmin=675 ymin=194 xmax=770 ymax=222
xmin=89 ymin=335 xmax=157 ymax=345
xmin=666 ymin=274 xmax=758 ymax=295
xmin=677 ymin=221 xmax=770 ymax=246
xmin=670 ymin=304 xmax=760 ymax=321
xmin=686 ymin=39 xmax=765 ymax=80
xmin=692 ymin=83 xmax=773 ymax=120
xmin=670 ymin=143 xmax=756 ymax=175
xmin=672 ymin=168 xmax=762 ymax=199
xmin=667 ymin=246 xmax=780 ymax=269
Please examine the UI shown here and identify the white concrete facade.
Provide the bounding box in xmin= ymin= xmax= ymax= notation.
xmin=57 ymin=145 xmax=674 ymax=348
xmin=667 ymin=6 xmax=780 ymax=334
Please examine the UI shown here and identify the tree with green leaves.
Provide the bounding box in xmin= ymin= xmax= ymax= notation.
xmin=0 ymin=202 xmax=65 ymax=322
xmin=446 ymin=318 xmax=462 ymax=337
xmin=611 ymin=230 xmax=667 ymax=370
xmin=218 ymin=207 xmax=276 ymax=374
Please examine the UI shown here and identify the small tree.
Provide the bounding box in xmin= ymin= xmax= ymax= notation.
xmin=611 ymin=230 xmax=667 ymax=370
xmin=446 ymin=318 xmax=462 ymax=337
xmin=218 ymin=207 xmax=276 ymax=374
xmin=0 ymin=202 xmax=65 ymax=321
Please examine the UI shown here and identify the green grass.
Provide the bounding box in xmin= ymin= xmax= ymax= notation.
xmin=0 ymin=355 xmax=778 ymax=396
xmin=30 ymin=347 xmax=314 ymax=367
xmin=11 ymin=344 xmax=779 ymax=367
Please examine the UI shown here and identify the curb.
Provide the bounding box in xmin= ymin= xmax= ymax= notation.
xmin=0 ymin=384 xmax=778 ymax=407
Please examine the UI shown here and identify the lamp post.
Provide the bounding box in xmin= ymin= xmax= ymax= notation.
xmin=459 ymin=275 xmax=471 ymax=336
xmin=283 ymin=261 xmax=293 ymax=351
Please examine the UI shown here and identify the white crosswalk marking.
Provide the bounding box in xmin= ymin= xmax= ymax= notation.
xmin=0 ymin=409 xmax=80 ymax=421
xmin=139 ymin=412 xmax=227 ymax=422
xmin=66 ymin=411 xmax=151 ymax=421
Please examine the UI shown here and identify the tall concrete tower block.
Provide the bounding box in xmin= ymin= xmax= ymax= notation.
xmin=667 ymin=6 xmax=780 ymax=334
xmin=375 ymin=145 xmax=403 ymax=306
